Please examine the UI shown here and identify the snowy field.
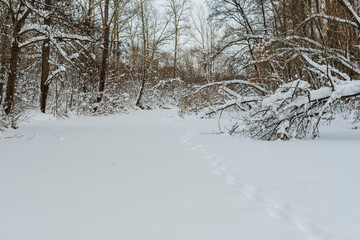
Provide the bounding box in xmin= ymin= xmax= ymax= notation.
xmin=1 ymin=109 xmax=360 ymax=240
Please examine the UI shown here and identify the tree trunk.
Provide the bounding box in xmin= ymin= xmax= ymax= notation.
xmin=260 ymin=0 xmax=267 ymax=34
xmin=3 ymin=38 xmax=20 ymax=115
xmin=0 ymin=81 xmax=3 ymax=106
xmin=2 ymin=3 xmax=31 ymax=115
xmin=173 ymin=27 xmax=178 ymax=78
xmin=0 ymin=34 xmax=7 ymax=105
xmin=40 ymin=40 xmax=50 ymax=113
xmin=40 ymin=0 xmax=52 ymax=113
xmin=136 ymin=0 xmax=147 ymax=108
xmin=95 ymin=0 xmax=110 ymax=112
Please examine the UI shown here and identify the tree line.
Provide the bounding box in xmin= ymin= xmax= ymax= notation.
xmin=1 ymin=0 xmax=360 ymax=140
xmin=0 ymin=0 xmax=224 ymax=126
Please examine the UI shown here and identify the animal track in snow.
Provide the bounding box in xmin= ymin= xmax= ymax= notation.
xmin=178 ymin=125 xmax=329 ymax=240
xmin=266 ymin=206 xmax=289 ymax=221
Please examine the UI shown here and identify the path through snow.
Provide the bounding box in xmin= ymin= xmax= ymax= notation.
xmin=180 ymin=126 xmax=325 ymax=240
xmin=1 ymin=110 xmax=360 ymax=240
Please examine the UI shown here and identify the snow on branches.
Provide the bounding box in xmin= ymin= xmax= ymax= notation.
xmin=246 ymin=80 xmax=360 ymax=140
xmin=192 ymin=74 xmax=360 ymax=140
xmin=188 ymin=0 xmax=360 ymax=140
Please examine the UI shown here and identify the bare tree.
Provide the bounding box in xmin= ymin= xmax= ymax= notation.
xmin=0 ymin=4 xmax=10 ymax=105
xmin=95 ymin=0 xmax=110 ymax=111
xmin=39 ymin=0 xmax=52 ymax=113
xmin=1 ymin=0 xmax=33 ymax=115
xmin=95 ymin=0 xmax=131 ymax=112
xmin=167 ymin=0 xmax=189 ymax=78
xmin=134 ymin=0 xmax=172 ymax=108
xmin=190 ymin=4 xmax=221 ymax=83
xmin=135 ymin=0 xmax=148 ymax=107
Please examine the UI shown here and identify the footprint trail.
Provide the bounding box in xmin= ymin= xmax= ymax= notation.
xmin=179 ymin=125 xmax=330 ymax=240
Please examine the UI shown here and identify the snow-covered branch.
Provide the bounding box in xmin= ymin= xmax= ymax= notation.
xmin=151 ymin=78 xmax=183 ymax=90
xmin=194 ymin=80 xmax=267 ymax=95
xmin=245 ymin=79 xmax=360 ymax=140
xmin=45 ymin=66 xmax=66 ymax=85
xmin=338 ymin=0 xmax=360 ymax=28
xmin=199 ymin=96 xmax=261 ymax=118
xmin=19 ymin=35 xmax=48 ymax=48
xmin=301 ymin=14 xmax=359 ymax=30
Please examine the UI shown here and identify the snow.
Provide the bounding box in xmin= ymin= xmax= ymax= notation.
xmin=262 ymin=80 xmax=310 ymax=107
xmin=309 ymin=87 xmax=333 ymax=100
xmin=194 ymin=79 xmax=266 ymax=95
xmin=45 ymin=66 xmax=66 ymax=85
xmin=1 ymin=110 xmax=360 ymax=240
xmin=261 ymin=79 xmax=360 ymax=113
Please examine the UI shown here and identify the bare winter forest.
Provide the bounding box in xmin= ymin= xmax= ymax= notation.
xmin=2 ymin=1 xmax=360 ymax=239
xmin=1 ymin=0 xmax=360 ymax=140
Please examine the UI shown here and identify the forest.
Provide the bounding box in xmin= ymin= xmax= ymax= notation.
xmin=1 ymin=0 xmax=360 ymax=140
xmin=2 ymin=1 xmax=360 ymax=239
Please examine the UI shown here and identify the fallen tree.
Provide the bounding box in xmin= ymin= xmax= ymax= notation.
xmin=188 ymin=0 xmax=360 ymax=140
xmin=192 ymin=71 xmax=360 ymax=140
xmin=244 ymin=80 xmax=360 ymax=140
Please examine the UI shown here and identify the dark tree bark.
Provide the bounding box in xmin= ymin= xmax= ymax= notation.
xmin=3 ymin=2 xmax=31 ymax=115
xmin=136 ymin=0 xmax=147 ymax=108
xmin=259 ymin=0 xmax=267 ymax=34
xmin=4 ymin=29 xmax=21 ymax=115
xmin=95 ymin=0 xmax=110 ymax=112
xmin=40 ymin=0 xmax=52 ymax=113
xmin=0 ymin=34 xmax=7 ymax=105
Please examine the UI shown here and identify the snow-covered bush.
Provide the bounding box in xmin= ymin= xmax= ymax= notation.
xmin=191 ymin=77 xmax=360 ymax=140
xmin=73 ymin=90 xmax=131 ymax=115
xmin=141 ymin=78 xmax=187 ymax=109
xmin=179 ymin=79 xmax=265 ymax=117
xmin=184 ymin=0 xmax=360 ymax=140
xmin=243 ymin=81 xmax=360 ymax=140
xmin=178 ymin=85 xmax=222 ymax=116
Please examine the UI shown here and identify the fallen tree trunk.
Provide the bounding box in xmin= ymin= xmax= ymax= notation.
xmin=245 ymin=80 xmax=360 ymax=140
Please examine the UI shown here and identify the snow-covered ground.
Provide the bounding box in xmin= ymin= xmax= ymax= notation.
xmin=1 ymin=110 xmax=359 ymax=240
